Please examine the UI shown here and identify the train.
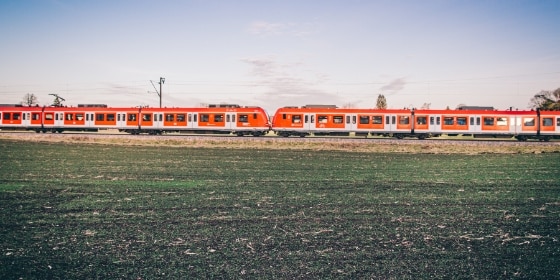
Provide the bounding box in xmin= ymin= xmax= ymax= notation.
xmin=0 ymin=104 xmax=270 ymax=136
xmin=1 ymin=103 xmax=559 ymax=141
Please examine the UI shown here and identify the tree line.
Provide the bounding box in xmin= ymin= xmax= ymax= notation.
xmin=376 ymin=87 xmax=560 ymax=110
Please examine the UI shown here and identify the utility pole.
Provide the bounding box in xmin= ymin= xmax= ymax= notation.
xmin=150 ymin=77 xmax=165 ymax=108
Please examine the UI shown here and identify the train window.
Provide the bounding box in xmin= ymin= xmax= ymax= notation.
xmin=0 ymin=113 xmax=2 ymax=120
xmin=470 ymin=117 xmax=474 ymax=125
xmin=444 ymin=117 xmax=454 ymax=125
xmin=177 ymin=114 xmax=185 ymax=122
xmin=194 ymin=114 xmax=197 ymax=122
xmin=477 ymin=117 xmax=481 ymax=125
xmin=292 ymin=115 xmax=301 ymax=123
xmin=166 ymin=114 xmax=174 ymax=122
xmin=352 ymin=116 xmax=356 ymax=124
xmin=32 ymin=113 xmax=40 ymax=120
xmin=200 ymin=114 xmax=209 ymax=122
xmin=142 ymin=114 xmax=151 ymax=122
xmin=399 ymin=116 xmax=410 ymax=125
xmin=334 ymin=116 xmax=344 ymax=124
xmin=305 ymin=115 xmax=308 ymax=123
xmin=346 ymin=116 xmax=350 ymax=124
xmin=107 ymin=114 xmax=115 ymax=121
xmin=359 ymin=116 xmax=369 ymax=124
xmin=188 ymin=114 xmax=192 ymax=122
xmin=253 ymin=113 xmax=257 ymax=119
xmin=497 ymin=117 xmax=508 ymax=126
xmin=96 ymin=114 xmax=105 ymax=121
xmin=416 ymin=116 xmax=427 ymax=125
xmin=543 ymin=118 xmax=553 ymax=127
xmin=386 ymin=116 xmax=390 ymax=125
xmin=318 ymin=115 xmax=328 ymax=123
xmin=484 ymin=117 xmax=494 ymax=126
xmin=436 ymin=117 xmax=441 ymax=125
xmin=373 ymin=116 xmax=383 ymax=124
xmin=66 ymin=114 xmax=74 ymax=121
xmin=239 ymin=114 xmax=248 ymax=123
xmin=392 ymin=116 xmax=396 ymax=124
xmin=557 ymin=118 xmax=560 ymax=127
xmin=76 ymin=113 xmax=84 ymax=121
xmin=457 ymin=117 xmax=467 ymax=125
xmin=45 ymin=113 xmax=53 ymax=120
xmin=14 ymin=113 xmax=21 ymax=120
xmin=311 ymin=115 xmax=315 ymax=123
xmin=430 ymin=117 xmax=434 ymax=125
xmin=226 ymin=115 xmax=231 ymax=122
xmin=3 ymin=113 xmax=10 ymax=120
xmin=214 ymin=114 xmax=224 ymax=122
xmin=282 ymin=114 xmax=286 ymax=120
xmin=523 ymin=118 xmax=535 ymax=126
xmin=128 ymin=114 xmax=137 ymax=121
xmin=23 ymin=113 xmax=26 ymax=120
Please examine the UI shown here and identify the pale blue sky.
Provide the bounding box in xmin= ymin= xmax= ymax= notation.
xmin=1 ymin=0 xmax=559 ymax=112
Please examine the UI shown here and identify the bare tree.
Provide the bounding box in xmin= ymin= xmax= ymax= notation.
xmin=421 ymin=103 xmax=431 ymax=109
xmin=22 ymin=93 xmax=38 ymax=106
xmin=529 ymin=88 xmax=560 ymax=110
xmin=342 ymin=102 xmax=355 ymax=108
xmin=375 ymin=94 xmax=387 ymax=109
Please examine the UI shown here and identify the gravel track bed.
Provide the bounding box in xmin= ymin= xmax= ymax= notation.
xmin=1 ymin=131 xmax=559 ymax=154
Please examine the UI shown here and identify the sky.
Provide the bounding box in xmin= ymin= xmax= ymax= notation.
xmin=1 ymin=0 xmax=559 ymax=114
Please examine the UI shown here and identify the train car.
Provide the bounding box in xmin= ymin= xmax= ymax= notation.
xmin=271 ymin=105 xmax=415 ymax=138
xmin=1 ymin=104 xmax=270 ymax=136
xmin=0 ymin=105 xmax=44 ymax=131
xmin=513 ymin=109 xmax=560 ymax=141
xmin=39 ymin=106 xmax=140 ymax=133
xmin=272 ymin=106 xmax=560 ymax=141
xmin=135 ymin=105 xmax=270 ymax=136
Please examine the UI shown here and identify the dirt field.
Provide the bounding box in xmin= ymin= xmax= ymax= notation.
xmin=1 ymin=138 xmax=559 ymax=278
xmin=1 ymin=131 xmax=559 ymax=154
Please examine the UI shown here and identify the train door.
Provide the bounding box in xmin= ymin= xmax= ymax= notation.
xmin=188 ymin=112 xmax=198 ymax=129
xmin=512 ymin=116 xmax=522 ymax=135
xmin=470 ymin=115 xmax=482 ymax=134
xmin=85 ymin=112 xmax=95 ymax=129
xmin=385 ymin=114 xmax=397 ymax=133
xmin=116 ymin=112 xmax=127 ymax=129
xmin=429 ymin=115 xmax=441 ymax=134
xmin=54 ymin=112 xmax=65 ymax=128
xmin=345 ymin=113 xmax=358 ymax=131
xmin=21 ymin=111 xmax=31 ymax=127
xmin=153 ymin=112 xmax=163 ymax=130
xmin=226 ymin=112 xmax=236 ymax=130
xmin=304 ymin=113 xmax=314 ymax=131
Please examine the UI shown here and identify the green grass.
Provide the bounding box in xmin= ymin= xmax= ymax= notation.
xmin=0 ymin=139 xmax=559 ymax=279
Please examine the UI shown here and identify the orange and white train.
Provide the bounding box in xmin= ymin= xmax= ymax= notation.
xmin=271 ymin=105 xmax=560 ymax=141
xmin=2 ymin=103 xmax=560 ymax=141
xmin=0 ymin=104 xmax=270 ymax=136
